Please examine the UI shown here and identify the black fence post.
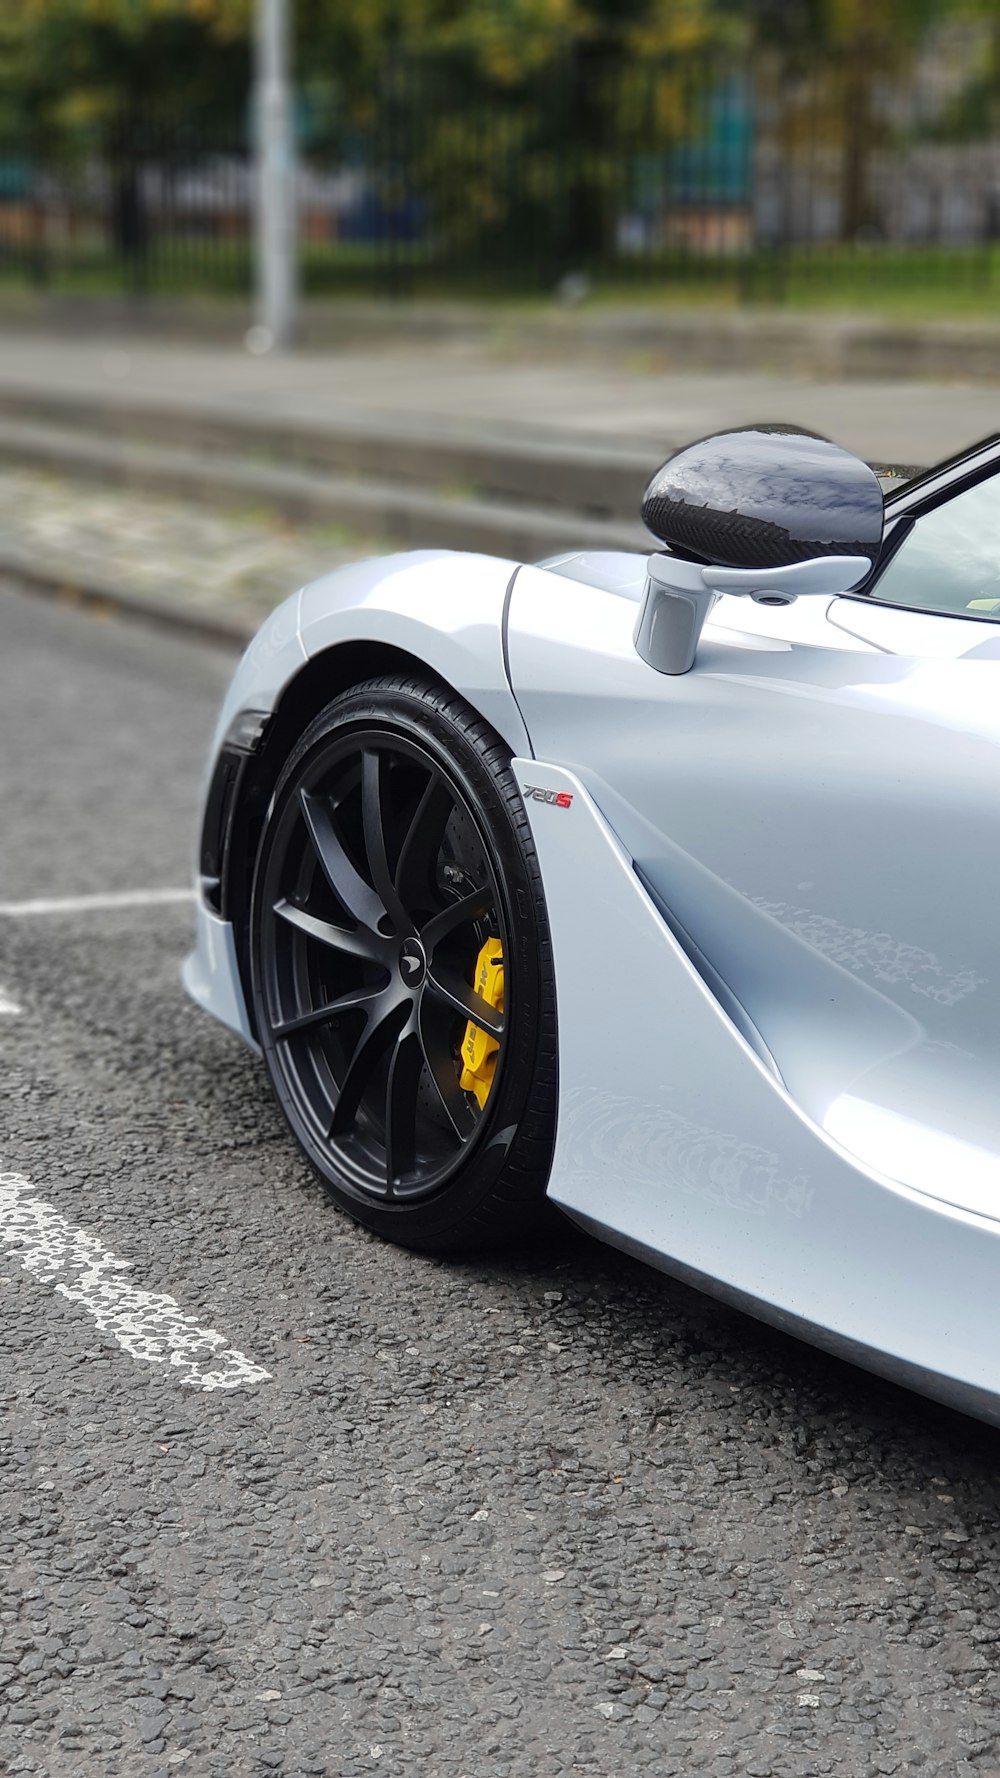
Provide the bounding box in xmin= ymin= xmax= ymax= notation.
xmin=108 ymin=117 xmax=150 ymax=297
xmin=25 ymin=119 xmax=51 ymax=291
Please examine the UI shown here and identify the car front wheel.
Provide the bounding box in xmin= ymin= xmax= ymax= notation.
xmin=249 ymin=675 xmax=558 ymax=1252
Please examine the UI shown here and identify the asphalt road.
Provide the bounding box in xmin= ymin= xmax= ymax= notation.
xmin=2 ymin=583 xmax=1000 ymax=1778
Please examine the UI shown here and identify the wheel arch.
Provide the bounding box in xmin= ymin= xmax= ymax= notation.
xmin=224 ymin=639 xmax=473 ymax=1035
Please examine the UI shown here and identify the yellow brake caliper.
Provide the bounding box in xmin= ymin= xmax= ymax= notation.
xmin=459 ymin=938 xmax=504 ymax=1110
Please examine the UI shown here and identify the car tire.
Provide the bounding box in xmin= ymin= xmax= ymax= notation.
xmin=249 ymin=674 xmax=558 ymax=1253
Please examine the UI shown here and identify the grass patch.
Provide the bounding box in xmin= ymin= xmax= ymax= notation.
xmin=1 ymin=240 xmax=998 ymax=324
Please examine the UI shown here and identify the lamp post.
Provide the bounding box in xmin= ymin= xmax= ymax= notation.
xmin=254 ymin=0 xmax=297 ymax=349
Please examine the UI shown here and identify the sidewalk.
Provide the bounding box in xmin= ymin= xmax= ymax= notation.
xmin=0 ymin=329 xmax=994 ymax=467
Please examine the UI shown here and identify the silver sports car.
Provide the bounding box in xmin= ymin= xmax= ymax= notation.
xmin=184 ymin=424 xmax=1000 ymax=1422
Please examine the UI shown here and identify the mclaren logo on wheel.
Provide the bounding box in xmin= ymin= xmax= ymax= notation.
xmin=523 ymin=785 xmax=573 ymax=809
xmin=398 ymin=938 xmax=427 ymax=987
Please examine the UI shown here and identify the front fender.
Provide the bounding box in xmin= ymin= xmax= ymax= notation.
xmin=297 ymin=550 xmax=531 ymax=757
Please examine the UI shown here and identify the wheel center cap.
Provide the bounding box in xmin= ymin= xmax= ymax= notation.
xmin=399 ymin=937 xmax=427 ymax=990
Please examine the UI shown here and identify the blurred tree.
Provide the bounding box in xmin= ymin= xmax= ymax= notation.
xmin=295 ymin=0 xmax=748 ymax=271
xmin=746 ymin=0 xmax=993 ymax=239
xmin=0 ymin=1 xmax=250 ymax=134
xmin=0 ymin=0 xmax=251 ymax=278
xmin=0 ymin=0 xmax=986 ymax=286
xmin=295 ymin=0 xmax=743 ymax=86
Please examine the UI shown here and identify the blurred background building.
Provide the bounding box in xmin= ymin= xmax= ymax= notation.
xmin=1 ymin=0 xmax=1000 ymax=321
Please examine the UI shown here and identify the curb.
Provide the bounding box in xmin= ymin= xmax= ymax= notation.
xmin=2 ymin=555 xmax=254 ymax=650
xmin=0 ymin=416 xmax=651 ymax=560
xmin=0 ymin=386 xmax=656 ymax=523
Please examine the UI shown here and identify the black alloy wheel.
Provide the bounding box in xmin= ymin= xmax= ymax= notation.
xmin=249 ymin=676 xmax=558 ymax=1252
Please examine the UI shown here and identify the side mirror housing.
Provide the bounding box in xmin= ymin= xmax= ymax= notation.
xmin=635 ymin=426 xmax=885 ymax=675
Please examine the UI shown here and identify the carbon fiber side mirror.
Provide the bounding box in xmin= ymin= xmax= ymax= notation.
xmin=636 ymin=425 xmax=884 ymax=674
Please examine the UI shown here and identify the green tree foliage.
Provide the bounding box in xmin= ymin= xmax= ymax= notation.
xmin=0 ymin=0 xmax=252 ymax=274
xmin=292 ymin=0 xmax=752 ymax=268
xmin=0 ymin=0 xmax=983 ymax=132
xmin=0 ymin=0 xmax=251 ymax=135
xmin=1 ymin=0 xmax=746 ymax=131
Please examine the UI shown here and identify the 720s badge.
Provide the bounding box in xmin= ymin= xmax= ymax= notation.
xmin=523 ymin=785 xmax=573 ymax=808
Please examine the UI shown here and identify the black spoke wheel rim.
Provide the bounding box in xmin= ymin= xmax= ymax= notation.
xmin=257 ymin=726 xmax=511 ymax=1205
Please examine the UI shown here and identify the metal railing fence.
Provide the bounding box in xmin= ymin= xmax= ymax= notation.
xmin=2 ymin=44 xmax=999 ymax=301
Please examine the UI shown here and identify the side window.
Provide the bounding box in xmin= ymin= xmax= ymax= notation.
xmin=872 ymin=474 xmax=1000 ymax=621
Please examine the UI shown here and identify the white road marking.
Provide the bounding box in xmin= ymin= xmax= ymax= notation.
xmin=0 ymin=888 xmax=195 ymax=918
xmin=0 ymin=985 xmax=21 ymax=1015
xmin=0 ymin=1170 xmax=270 ymax=1392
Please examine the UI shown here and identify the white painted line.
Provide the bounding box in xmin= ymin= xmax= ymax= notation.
xmin=0 ymin=888 xmax=195 ymax=918
xmin=0 ymin=986 xmax=21 ymax=1015
xmin=0 ymin=1170 xmax=270 ymax=1392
